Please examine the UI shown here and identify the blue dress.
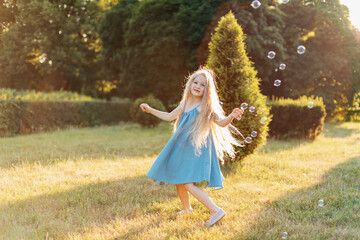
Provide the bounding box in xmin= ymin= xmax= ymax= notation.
xmin=146 ymin=105 xmax=224 ymax=190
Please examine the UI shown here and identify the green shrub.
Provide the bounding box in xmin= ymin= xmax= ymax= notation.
xmin=268 ymin=96 xmax=326 ymax=139
xmin=0 ymin=88 xmax=95 ymax=101
xmin=0 ymin=100 xmax=132 ymax=137
xmin=130 ymin=94 xmax=166 ymax=128
xmin=347 ymin=91 xmax=360 ymax=122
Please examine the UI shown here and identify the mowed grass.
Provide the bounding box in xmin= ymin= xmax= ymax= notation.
xmin=0 ymin=122 xmax=359 ymax=239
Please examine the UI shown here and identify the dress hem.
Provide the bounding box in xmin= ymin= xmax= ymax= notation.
xmin=147 ymin=176 xmax=224 ymax=190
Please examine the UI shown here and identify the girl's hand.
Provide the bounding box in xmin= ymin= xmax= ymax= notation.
xmin=140 ymin=103 xmax=151 ymax=113
xmin=230 ymin=108 xmax=244 ymax=119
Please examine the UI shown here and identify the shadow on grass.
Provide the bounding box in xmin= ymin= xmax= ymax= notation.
xmin=0 ymin=123 xmax=172 ymax=169
xmin=237 ymin=156 xmax=360 ymax=239
xmin=0 ymin=174 xmax=178 ymax=239
xmin=322 ymin=123 xmax=360 ymax=138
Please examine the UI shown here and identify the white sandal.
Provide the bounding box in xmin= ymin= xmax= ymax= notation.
xmin=205 ymin=208 xmax=226 ymax=227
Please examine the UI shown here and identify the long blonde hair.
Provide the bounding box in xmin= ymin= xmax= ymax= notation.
xmin=174 ymin=67 xmax=243 ymax=163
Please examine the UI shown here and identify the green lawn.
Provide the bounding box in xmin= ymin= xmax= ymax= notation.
xmin=0 ymin=122 xmax=359 ymax=239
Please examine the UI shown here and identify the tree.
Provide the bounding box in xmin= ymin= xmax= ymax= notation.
xmin=99 ymin=0 xmax=222 ymax=105
xmin=0 ymin=0 xmax=101 ymax=93
xmin=207 ymin=11 xmax=270 ymax=161
xmin=278 ymin=0 xmax=355 ymax=118
xmin=197 ymin=1 xmax=286 ymax=98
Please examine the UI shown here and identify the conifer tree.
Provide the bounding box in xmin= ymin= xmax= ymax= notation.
xmin=207 ymin=11 xmax=270 ymax=161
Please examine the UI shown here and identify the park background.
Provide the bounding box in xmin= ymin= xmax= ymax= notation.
xmin=0 ymin=0 xmax=360 ymax=239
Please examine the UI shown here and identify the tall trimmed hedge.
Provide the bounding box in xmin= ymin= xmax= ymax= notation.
xmin=0 ymin=101 xmax=131 ymax=137
xmin=207 ymin=12 xmax=270 ymax=161
xmin=268 ymin=96 xmax=326 ymax=139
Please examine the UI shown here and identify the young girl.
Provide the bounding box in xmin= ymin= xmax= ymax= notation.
xmin=140 ymin=67 xmax=244 ymax=227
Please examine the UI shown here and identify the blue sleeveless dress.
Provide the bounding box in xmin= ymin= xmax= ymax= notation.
xmin=146 ymin=105 xmax=224 ymax=190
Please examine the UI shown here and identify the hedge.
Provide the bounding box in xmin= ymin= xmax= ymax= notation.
xmin=130 ymin=94 xmax=166 ymax=128
xmin=268 ymin=96 xmax=326 ymax=139
xmin=0 ymin=100 xmax=132 ymax=137
xmin=347 ymin=109 xmax=360 ymax=122
xmin=0 ymin=88 xmax=95 ymax=101
xmin=346 ymin=91 xmax=360 ymax=122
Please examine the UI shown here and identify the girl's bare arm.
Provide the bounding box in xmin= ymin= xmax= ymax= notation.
xmin=213 ymin=108 xmax=243 ymax=127
xmin=140 ymin=102 xmax=184 ymax=122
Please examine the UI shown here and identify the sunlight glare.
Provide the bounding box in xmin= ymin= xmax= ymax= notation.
xmin=341 ymin=0 xmax=360 ymax=29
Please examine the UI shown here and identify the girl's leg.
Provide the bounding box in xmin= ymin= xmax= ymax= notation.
xmin=184 ymin=183 xmax=221 ymax=215
xmin=175 ymin=184 xmax=192 ymax=211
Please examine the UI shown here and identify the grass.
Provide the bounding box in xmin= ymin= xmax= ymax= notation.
xmin=0 ymin=122 xmax=359 ymax=239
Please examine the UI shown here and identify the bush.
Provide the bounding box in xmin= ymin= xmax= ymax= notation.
xmin=130 ymin=94 xmax=166 ymax=128
xmin=0 ymin=88 xmax=95 ymax=101
xmin=207 ymin=12 xmax=270 ymax=161
xmin=0 ymin=100 xmax=132 ymax=137
xmin=347 ymin=91 xmax=360 ymax=122
xmin=268 ymin=96 xmax=326 ymax=139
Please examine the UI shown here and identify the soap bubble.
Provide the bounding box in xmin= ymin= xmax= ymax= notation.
xmin=251 ymin=0 xmax=261 ymax=9
xmin=241 ymin=103 xmax=248 ymax=110
xmin=318 ymin=199 xmax=324 ymax=207
xmin=282 ymin=232 xmax=288 ymax=239
xmin=39 ymin=54 xmax=46 ymax=63
xmin=297 ymin=45 xmax=306 ymax=54
xmin=249 ymin=106 xmax=256 ymax=113
xmin=308 ymin=101 xmax=314 ymax=108
xmin=274 ymin=79 xmax=281 ymax=87
xmin=267 ymin=51 xmax=276 ymax=59
xmin=279 ymin=63 xmax=286 ymax=70
xmin=251 ymin=131 xmax=257 ymax=138
xmin=237 ymin=103 xmax=248 ymax=120
xmin=245 ymin=137 xmax=252 ymax=144
xmin=260 ymin=117 xmax=267 ymax=124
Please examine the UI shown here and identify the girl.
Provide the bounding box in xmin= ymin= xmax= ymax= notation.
xmin=140 ymin=67 xmax=244 ymax=227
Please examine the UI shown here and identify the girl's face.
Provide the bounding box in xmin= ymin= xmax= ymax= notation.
xmin=191 ymin=74 xmax=207 ymax=99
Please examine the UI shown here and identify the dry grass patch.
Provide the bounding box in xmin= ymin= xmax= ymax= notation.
xmin=0 ymin=122 xmax=359 ymax=239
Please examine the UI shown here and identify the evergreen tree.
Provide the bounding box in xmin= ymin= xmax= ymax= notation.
xmin=207 ymin=11 xmax=270 ymax=161
xmin=197 ymin=1 xmax=286 ymax=98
